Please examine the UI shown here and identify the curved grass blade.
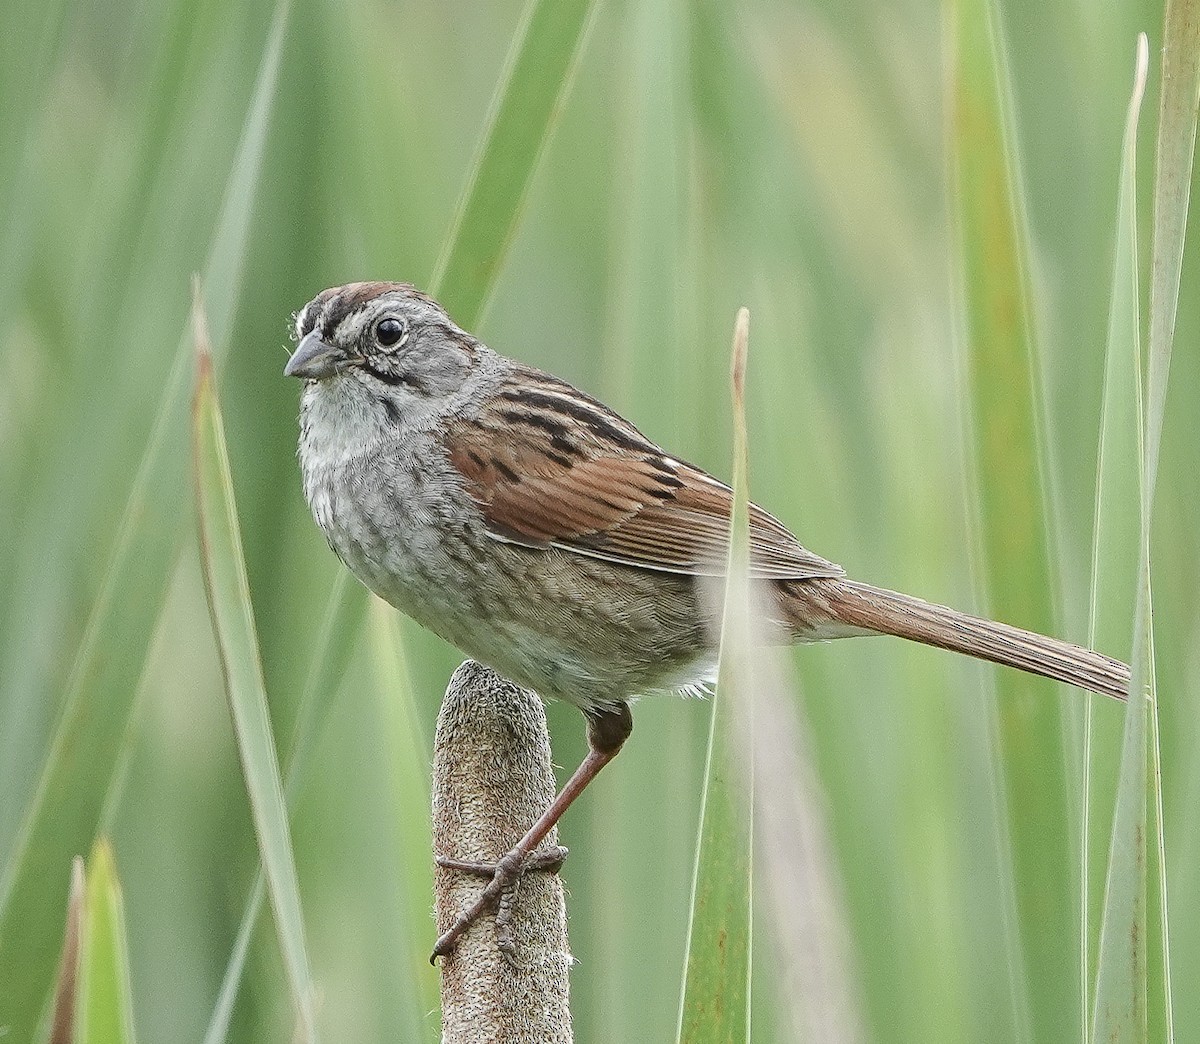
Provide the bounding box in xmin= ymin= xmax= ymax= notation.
xmin=429 ymin=0 xmax=599 ymax=325
xmin=677 ymin=310 xmax=753 ymax=1044
xmin=0 ymin=6 xmax=288 ymax=1037
xmin=949 ymin=0 xmax=1072 ymax=1036
xmin=193 ymin=291 xmax=317 ymax=1042
xmin=1084 ymin=34 xmax=1148 ymax=1039
xmin=76 ymin=840 xmax=137 ymax=1044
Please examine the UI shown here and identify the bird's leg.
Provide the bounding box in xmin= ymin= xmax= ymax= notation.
xmin=431 ymin=702 xmax=633 ymax=962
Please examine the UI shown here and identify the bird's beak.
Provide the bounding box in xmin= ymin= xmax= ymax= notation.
xmin=284 ymin=331 xmax=343 ymax=380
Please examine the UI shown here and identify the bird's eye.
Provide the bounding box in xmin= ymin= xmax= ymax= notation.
xmin=375 ymin=317 xmax=406 ymax=348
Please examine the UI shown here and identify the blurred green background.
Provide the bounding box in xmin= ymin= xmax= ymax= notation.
xmin=0 ymin=0 xmax=1195 ymax=1040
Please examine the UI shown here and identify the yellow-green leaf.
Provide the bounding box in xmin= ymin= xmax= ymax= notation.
xmin=77 ymin=841 xmax=137 ymax=1044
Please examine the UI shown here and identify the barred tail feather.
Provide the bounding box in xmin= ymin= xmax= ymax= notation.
xmin=783 ymin=578 xmax=1129 ymax=701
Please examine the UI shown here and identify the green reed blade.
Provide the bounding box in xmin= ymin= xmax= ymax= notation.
xmin=193 ymin=294 xmax=316 ymax=1042
xmin=1083 ymin=33 xmax=1148 ymax=1041
xmin=1093 ymin=4 xmax=1196 ymax=1031
xmin=429 ymin=0 xmax=599 ymax=326
xmin=1141 ymin=0 xmax=1199 ymax=1030
xmin=1087 ymin=35 xmax=1148 ymax=1044
xmin=677 ymin=310 xmax=753 ymax=1044
xmin=950 ymin=0 xmax=1075 ymax=1037
xmin=75 ymin=841 xmax=137 ymax=1044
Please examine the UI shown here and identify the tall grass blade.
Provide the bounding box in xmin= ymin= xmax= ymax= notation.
xmin=950 ymin=0 xmax=1074 ymax=1036
xmin=1142 ymin=0 xmax=1200 ymax=1030
xmin=677 ymin=310 xmax=753 ymax=1044
xmin=75 ymin=840 xmax=137 ymax=1044
xmin=0 ymin=6 xmax=287 ymax=1037
xmin=429 ymin=0 xmax=598 ymax=325
xmin=1094 ymin=2 xmax=1197 ymax=1030
xmin=1088 ymin=35 xmax=1150 ymax=1044
xmin=202 ymin=571 xmax=364 ymax=1044
xmin=192 ymin=292 xmax=317 ymax=1042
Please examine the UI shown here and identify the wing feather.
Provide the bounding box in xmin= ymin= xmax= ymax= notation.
xmin=445 ymin=370 xmax=843 ymax=581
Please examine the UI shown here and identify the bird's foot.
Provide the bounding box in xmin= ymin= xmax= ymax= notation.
xmin=431 ymin=845 xmax=568 ymax=962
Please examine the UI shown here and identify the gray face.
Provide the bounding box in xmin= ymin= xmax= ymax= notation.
xmin=285 ymin=281 xmax=478 ymax=426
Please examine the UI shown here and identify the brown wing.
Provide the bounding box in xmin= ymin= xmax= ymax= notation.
xmin=445 ymin=370 xmax=843 ymax=581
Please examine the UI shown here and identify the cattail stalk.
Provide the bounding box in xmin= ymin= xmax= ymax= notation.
xmin=433 ymin=660 xmax=572 ymax=1043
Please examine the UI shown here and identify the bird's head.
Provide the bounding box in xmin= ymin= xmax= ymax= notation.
xmin=286 ymin=282 xmax=479 ymax=428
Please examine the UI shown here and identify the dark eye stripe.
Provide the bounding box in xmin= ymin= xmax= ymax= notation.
xmin=364 ymin=361 xmax=407 ymax=386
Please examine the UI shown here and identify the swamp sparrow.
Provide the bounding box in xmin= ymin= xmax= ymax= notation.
xmin=286 ymin=281 xmax=1128 ymax=957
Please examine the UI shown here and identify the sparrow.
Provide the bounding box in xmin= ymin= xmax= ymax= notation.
xmin=285 ymin=281 xmax=1128 ymax=957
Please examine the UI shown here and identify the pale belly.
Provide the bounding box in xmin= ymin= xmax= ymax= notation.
xmin=304 ymin=450 xmax=712 ymax=711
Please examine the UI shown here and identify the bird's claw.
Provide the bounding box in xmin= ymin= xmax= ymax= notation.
xmin=431 ymin=845 xmax=568 ymax=963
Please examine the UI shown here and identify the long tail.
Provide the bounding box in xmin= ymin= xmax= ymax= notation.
xmin=781 ymin=578 xmax=1129 ymax=701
